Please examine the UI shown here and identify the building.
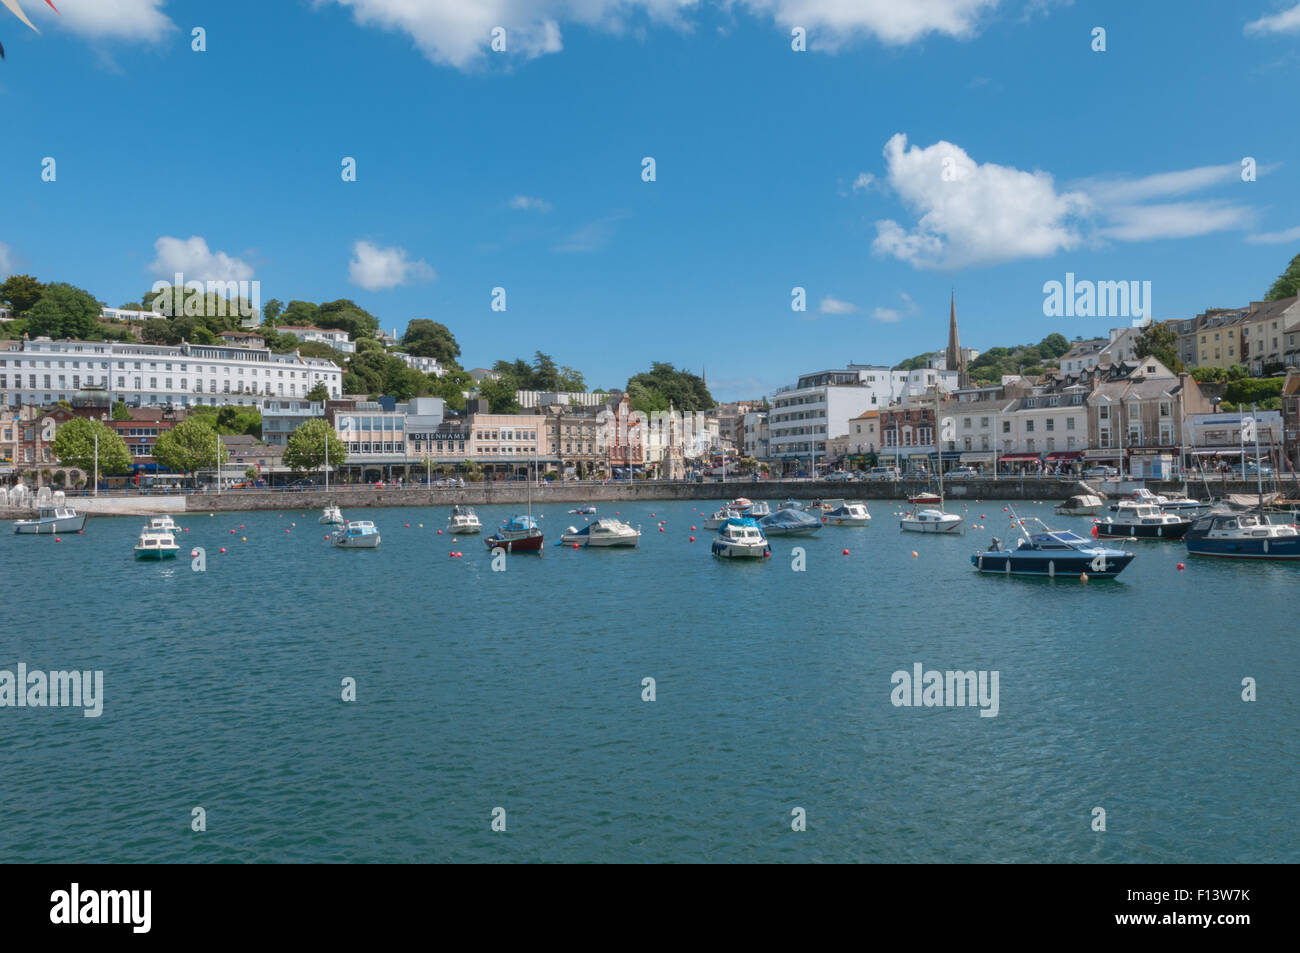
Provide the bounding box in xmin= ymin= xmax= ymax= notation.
xmin=217 ymin=331 xmax=266 ymax=349
xmin=0 ymin=338 xmax=343 ymax=409
xmin=0 ymin=408 xmax=18 ymax=478
xmin=106 ymin=407 xmax=185 ymax=477
xmin=741 ymin=410 xmax=769 ymax=461
xmin=516 ymin=389 xmax=605 ymax=409
xmin=1239 ymin=296 xmax=1300 ymax=376
xmin=1185 ymin=308 xmax=1248 ymax=369
xmin=536 ymin=402 xmax=605 ymax=478
xmin=1282 ymin=370 xmax=1300 ymax=472
xmin=1057 ymin=338 xmax=1108 ymax=376
xmin=392 ymin=352 xmax=446 ymax=377
xmin=940 ymin=383 xmax=1022 ymax=471
xmin=261 ymin=399 xmax=326 ymax=446
xmin=1186 ymin=410 xmax=1284 ymax=471
xmin=99 ymin=307 xmax=158 ymax=322
xmin=945 ymin=294 xmax=969 ymax=389
xmin=1001 ymin=386 xmax=1089 ymax=472
xmin=879 ymin=403 xmax=937 ymax=472
xmin=847 ymin=409 xmax=879 ymax=458
xmin=273 ymin=325 xmax=356 ymax=354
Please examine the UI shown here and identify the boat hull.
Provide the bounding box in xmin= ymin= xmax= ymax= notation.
xmin=900 ymin=517 xmax=964 ymax=533
xmin=1186 ymin=537 xmax=1300 ymax=559
xmin=761 ymin=525 xmax=821 ymax=537
xmin=134 ymin=548 xmax=178 ymax=560
xmin=711 ymin=540 xmax=770 ymax=558
xmin=970 ymin=551 xmax=1134 ymax=577
xmin=14 ymin=514 xmax=86 ymax=534
xmin=1096 ymin=522 xmax=1190 ymax=540
xmin=485 ymin=533 xmax=544 ymax=552
xmin=1055 ymin=505 xmax=1102 ymax=516
xmin=449 ymin=521 xmax=482 ymax=534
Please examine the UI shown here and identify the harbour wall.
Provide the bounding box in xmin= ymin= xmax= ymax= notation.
xmin=1 ymin=478 xmax=1289 ymax=518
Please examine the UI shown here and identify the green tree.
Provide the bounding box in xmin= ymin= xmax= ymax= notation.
xmin=261 ymin=298 xmax=284 ymax=325
xmin=401 ymin=319 xmax=460 ymax=364
xmin=1038 ymin=332 xmax=1071 ymax=358
xmin=626 ymin=363 xmax=714 ymax=412
xmin=318 ymin=299 xmax=380 ymax=340
xmin=1265 ymin=252 xmax=1300 ymax=301
xmin=0 ymin=274 xmax=45 ymax=314
xmin=284 ymin=418 xmax=348 ymax=473
xmin=152 ymin=417 xmax=228 ymax=475
xmin=1134 ymin=321 xmax=1183 ymax=372
xmin=306 ymin=382 xmax=330 ymax=401
xmin=111 ymin=401 xmax=131 ymax=420
xmin=479 ymin=376 xmax=521 ymax=413
xmin=51 ymin=418 xmax=132 ymax=475
xmin=25 ymin=283 xmax=102 ymax=340
xmin=429 ymin=368 xmax=470 ymax=411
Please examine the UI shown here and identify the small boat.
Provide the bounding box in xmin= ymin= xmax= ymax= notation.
xmin=559 ymin=518 xmax=641 ymax=547
xmin=703 ymin=506 xmax=745 ymax=529
xmin=971 ymin=513 xmax=1135 ymax=578
xmin=908 ymin=491 xmax=942 ymax=506
xmin=331 ymin=520 xmax=381 ymax=549
xmin=1108 ymin=487 xmax=1167 ymax=510
xmin=13 ymin=506 xmax=86 ymax=534
xmin=145 ymin=515 xmax=179 ymax=533
xmin=134 ymin=529 xmax=179 ymax=560
xmin=1185 ymin=509 xmax=1300 ymax=560
xmin=805 ymin=498 xmax=846 ymax=514
xmin=485 ymin=514 xmax=544 ymax=552
xmin=758 ymin=508 xmax=823 ymax=536
xmin=448 ymin=505 xmax=482 ymax=534
xmin=1055 ymin=494 xmax=1105 ymax=516
xmin=745 ymin=500 xmax=772 ymax=518
xmin=777 ymin=499 xmax=803 ymax=511
xmin=900 ymin=508 xmax=963 ymax=534
xmin=824 ymin=502 xmax=871 ymax=526
xmin=711 ymin=517 xmax=771 ymax=559
xmin=319 ymin=505 xmax=344 ymax=525
xmin=1096 ymin=502 xmax=1191 ymax=540
xmin=1157 ymin=493 xmax=1208 ymax=513
xmin=568 ymin=504 xmax=597 ymax=515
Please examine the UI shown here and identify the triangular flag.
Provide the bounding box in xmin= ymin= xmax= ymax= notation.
xmin=2 ymin=0 xmax=39 ymax=34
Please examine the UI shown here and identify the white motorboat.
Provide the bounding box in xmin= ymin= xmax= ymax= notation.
xmin=332 ymin=520 xmax=381 ymax=548
xmin=559 ymin=518 xmax=641 ymax=547
xmin=13 ymin=506 xmax=86 ymax=534
xmin=1097 ymin=503 xmax=1191 ymax=540
xmin=900 ymin=508 xmax=964 ymax=533
xmin=319 ymin=505 xmax=345 ymax=525
xmin=448 ymin=505 xmax=482 ymax=534
xmin=568 ymin=504 xmax=597 ymax=515
xmin=134 ymin=529 xmax=179 ymax=560
xmin=1055 ymin=493 xmax=1105 ymax=516
xmin=703 ymin=506 xmax=744 ymax=529
xmin=145 ymin=515 xmax=179 ymax=533
xmin=824 ymin=502 xmax=871 ymax=526
xmin=744 ymin=500 xmax=772 ymax=518
xmin=711 ymin=517 xmax=771 ymax=559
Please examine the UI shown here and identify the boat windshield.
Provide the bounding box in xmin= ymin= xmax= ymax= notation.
xmin=1030 ymin=531 xmax=1085 ymax=548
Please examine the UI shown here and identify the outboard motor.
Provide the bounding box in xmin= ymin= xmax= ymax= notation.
xmin=989 ymin=537 xmax=1001 ymax=552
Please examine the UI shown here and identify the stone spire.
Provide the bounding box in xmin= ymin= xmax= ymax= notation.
xmin=946 ymin=292 xmax=968 ymax=389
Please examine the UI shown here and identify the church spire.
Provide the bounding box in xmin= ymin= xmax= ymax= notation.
xmin=946 ymin=292 xmax=968 ymax=389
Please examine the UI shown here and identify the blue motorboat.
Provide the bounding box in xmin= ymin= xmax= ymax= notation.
xmin=711 ymin=517 xmax=771 ymax=559
xmin=1184 ymin=508 xmax=1300 ymax=560
xmin=971 ymin=513 xmax=1135 ymax=578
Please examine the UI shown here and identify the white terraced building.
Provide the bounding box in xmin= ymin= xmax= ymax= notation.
xmin=0 ymin=337 xmax=343 ymax=409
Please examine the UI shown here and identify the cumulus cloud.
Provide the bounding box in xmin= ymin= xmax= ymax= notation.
xmin=1246 ymin=224 xmax=1300 ymax=245
xmin=871 ymin=133 xmax=1089 ymax=268
xmin=869 ymin=135 xmax=1258 ymax=268
xmin=348 ymin=240 xmax=436 ymax=290
xmin=851 ymin=172 xmax=875 ymax=192
xmin=819 ymin=295 xmax=858 ymax=314
xmin=148 ymin=236 xmax=254 ymax=282
xmin=871 ymin=291 xmax=919 ymax=323
xmin=0 ymin=241 xmax=13 ymax=276
xmin=1245 ymin=2 xmax=1300 ymax=35
xmin=318 ymin=0 xmax=1006 ymax=68
xmin=32 ymin=0 xmax=176 ymax=42
xmin=508 ymin=195 xmax=553 ymax=212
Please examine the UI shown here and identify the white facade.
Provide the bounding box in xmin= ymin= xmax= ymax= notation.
xmin=100 ymin=307 xmax=158 ymax=322
xmin=0 ymin=338 xmax=343 ymax=409
xmin=276 ymin=326 xmax=357 ymax=354
xmin=393 ymin=352 xmax=446 ymax=377
xmin=1000 ymin=391 xmax=1089 ymax=456
xmin=516 ymin=390 xmax=605 ymax=408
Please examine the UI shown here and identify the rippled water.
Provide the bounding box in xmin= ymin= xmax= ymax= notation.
xmin=0 ymin=498 xmax=1294 ymax=862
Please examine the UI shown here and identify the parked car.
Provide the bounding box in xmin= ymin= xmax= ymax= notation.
xmin=825 ymin=470 xmax=855 ymax=482
xmin=287 ymin=478 xmax=315 ymax=489
xmin=1082 ymin=466 xmax=1119 ymax=479
xmin=868 ymin=466 xmax=901 ymax=481
xmin=947 ymin=466 xmax=979 ymax=480
xmin=1232 ymin=461 xmax=1274 ymax=477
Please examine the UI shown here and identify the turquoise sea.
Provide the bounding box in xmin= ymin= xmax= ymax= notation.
xmin=0 ymin=498 xmax=1294 ymax=862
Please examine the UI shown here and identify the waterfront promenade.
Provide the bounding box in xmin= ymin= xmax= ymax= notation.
xmin=3 ymin=475 xmax=1289 ymax=516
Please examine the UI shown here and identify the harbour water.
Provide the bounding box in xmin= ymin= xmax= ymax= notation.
xmin=1 ymin=499 xmax=1294 ymax=863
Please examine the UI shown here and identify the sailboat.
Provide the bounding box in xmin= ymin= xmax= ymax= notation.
xmin=901 ymin=390 xmax=964 ymax=534
xmin=485 ymin=462 xmax=544 ymax=552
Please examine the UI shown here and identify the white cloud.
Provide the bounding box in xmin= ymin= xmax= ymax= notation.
xmin=851 ymin=172 xmax=875 ymax=192
xmin=1245 ymin=2 xmax=1300 ymax=35
xmin=348 ymin=240 xmax=436 ymax=290
xmin=871 ymin=133 xmax=1090 ymax=269
xmin=553 ymin=213 xmax=628 ymax=253
xmin=31 ymin=0 xmax=176 ymax=42
xmin=0 ymin=241 xmax=13 ymax=276
xmin=318 ymin=0 xmax=1007 ymax=69
xmin=1246 ymin=224 xmax=1300 ymax=244
xmin=148 ymin=236 xmax=254 ymax=282
xmin=819 ymin=295 xmax=858 ymax=314
xmin=508 ymin=195 xmax=553 ymax=212
xmin=871 ymin=307 xmax=901 ymax=322
xmin=870 ymin=134 xmax=1259 ymax=268
xmin=1099 ymin=201 xmax=1256 ymax=242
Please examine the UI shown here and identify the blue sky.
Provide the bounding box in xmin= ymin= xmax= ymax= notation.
xmin=2 ymin=0 xmax=1298 ymax=400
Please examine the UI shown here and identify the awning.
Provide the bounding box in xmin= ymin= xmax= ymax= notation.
xmin=927 ymin=451 xmax=964 ymax=461
xmin=1045 ymin=451 xmax=1084 ymax=460
xmin=999 ymin=453 xmax=1041 ymax=461
xmin=959 ymin=452 xmax=996 ymax=463
xmin=1084 ymin=451 xmax=1122 ymax=459
xmin=1191 ymin=448 xmax=1244 ymax=456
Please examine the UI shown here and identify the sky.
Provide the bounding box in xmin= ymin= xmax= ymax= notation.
xmin=1 ymin=0 xmax=1299 ymax=401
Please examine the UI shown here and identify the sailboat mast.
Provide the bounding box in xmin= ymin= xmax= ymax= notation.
xmin=1254 ymin=403 xmax=1264 ymax=515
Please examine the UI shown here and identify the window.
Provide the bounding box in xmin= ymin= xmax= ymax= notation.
xmin=1045 ymin=418 xmax=1055 ymax=432
xmin=1025 ymin=420 xmax=1034 ymax=433
xmin=1002 ymin=421 xmax=1010 ymax=433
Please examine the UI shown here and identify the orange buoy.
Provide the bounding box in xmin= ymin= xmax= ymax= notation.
xmin=911 ymin=551 xmax=918 ymax=558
